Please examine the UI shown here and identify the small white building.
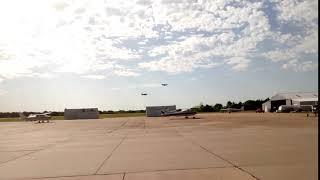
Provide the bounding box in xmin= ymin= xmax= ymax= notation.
xmin=263 ymin=92 xmax=318 ymax=112
xmin=64 ymin=108 xmax=99 ymax=120
xmin=262 ymin=100 xmax=271 ymax=112
xmin=146 ymin=105 xmax=176 ymax=117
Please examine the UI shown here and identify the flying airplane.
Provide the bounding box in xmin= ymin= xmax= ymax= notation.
xmin=19 ymin=112 xmax=51 ymax=123
xmin=141 ymin=93 xmax=148 ymax=96
xmin=161 ymin=109 xmax=197 ymax=119
xmin=161 ymin=83 xmax=168 ymax=86
xmin=220 ymin=106 xmax=244 ymax=113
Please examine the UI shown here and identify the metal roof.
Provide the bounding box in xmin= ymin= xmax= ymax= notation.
xmin=271 ymin=91 xmax=318 ymax=101
xmin=292 ymin=97 xmax=318 ymax=102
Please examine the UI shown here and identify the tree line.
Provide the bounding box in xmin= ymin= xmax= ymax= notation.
xmin=0 ymin=98 xmax=269 ymax=118
xmin=191 ymin=98 xmax=270 ymax=112
xmin=0 ymin=110 xmax=146 ymax=118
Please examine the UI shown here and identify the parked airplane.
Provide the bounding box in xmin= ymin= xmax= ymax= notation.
xmin=161 ymin=83 xmax=168 ymax=86
xmin=220 ymin=106 xmax=244 ymax=113
xmin=161 ymin=109 xmax=197 ymax=118
xmin=277 ymin=105 xmax=313 ymax=113
xmin=19 ymin=112 xmax=51 ymax=123
xmin=141 ymin=93 xmax=148 ymax=96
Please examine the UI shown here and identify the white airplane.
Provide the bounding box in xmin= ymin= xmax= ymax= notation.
xmin=220 ymin=106 xmax=244 ymax=113
xmin=19 ymin=112 xmax=51 ymax=123
xmin=161 ymin=108 xmax=197 ymax=119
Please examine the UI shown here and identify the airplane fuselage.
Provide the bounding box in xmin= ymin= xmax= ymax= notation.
xmin=161 ymin=110 xmax=197 ymax=118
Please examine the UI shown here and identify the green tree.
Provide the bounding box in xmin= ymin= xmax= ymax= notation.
xmin=199 ymin=104 xmax=214 ymax=112
xmin=213 ymin=103 xmax=223 ymax=112
xmin=226 ymin=101 xmax=233 ymax=108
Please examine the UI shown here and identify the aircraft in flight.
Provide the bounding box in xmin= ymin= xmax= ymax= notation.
xmin=161 ymin=83 xmax=168 ymax=86
xmin=161 ymin=108 xmax=197 ymax=119
xmin=19 ymin=112 xmax=51 ymax=123
xmin=141 ymin=93 xmax=148 ymax=96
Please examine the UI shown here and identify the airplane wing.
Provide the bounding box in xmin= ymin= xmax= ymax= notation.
xmin=161 ymin=109 xmax=196 ymax=117
xmin=28 ymin=114 xmax=37 ymax=118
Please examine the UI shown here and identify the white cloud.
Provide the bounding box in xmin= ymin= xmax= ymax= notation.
xmin=140 ymin=83 xmax=161 ymax=88
xmin=282 ymin=60 xmax=318 ymax=72
xmin=138 ymin=0 xmax=272 ymax=73
xmin=0 ymin=59 xmax=36 ymax=79
xmin=256 ymin=0 xmax=318 ymax=72
xmin=111 ymin=87 xmax=121 ymax=91
xmin=0 ymin=0 xmax=144 ymax=80
xmin=82 ymin=75 xmax=106 ymax=79
xmin=262 ymin=49 xmax=296 ymax=62
xmin=114 ymin=69 xmax=140 ymax=77
xmin=0 ymin=89 xmax=7 ymax=96
xmin=0 ymin=0 xmax=317 ymax=80
xmin=294 ymin=29 xmax=318 ymax=54
xmin=140 ymin=18 xmax=268 ymax=73
xmin=262 ymin=22 xmax=318 ymax=72
xmin=225 ymin=57 xmax=250 ymax=71
xmin=272 ymin=0 xmax=318 ymax=25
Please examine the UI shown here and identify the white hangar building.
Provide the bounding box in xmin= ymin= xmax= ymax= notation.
xmin=64 ymin=108 xmax=99 ymax=120
xmin=146 ymin=105 xmax=176 ymax=117
xmin=262 ymin=91 xmax=318 ymax=112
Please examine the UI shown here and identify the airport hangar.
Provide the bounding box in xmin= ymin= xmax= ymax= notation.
xmin=63 ymin=106 xmax=177 ymax=119
xmin=146 ymin=105 xmax=176 ymax=117
xmin=262 ymin=91 xmax=318 ymax=112
xmin=64 ymin=108 xmax=99 ymax=120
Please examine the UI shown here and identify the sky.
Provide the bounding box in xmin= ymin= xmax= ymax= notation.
xmin=0 ymin=0 xmax=318 ymax=112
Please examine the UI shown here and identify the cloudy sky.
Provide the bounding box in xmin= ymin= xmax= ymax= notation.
xmin=0 ymin=0 xmax=318 ymax=112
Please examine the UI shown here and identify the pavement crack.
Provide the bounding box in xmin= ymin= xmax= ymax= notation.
xmin=122 ymin=172 xmax=126 ymax=180
xmin=235 ymin=166 xmax=261 ymax=180
xmin=94 ymin=135 xmax=127 ymax=174
xmin=107 ymin=120 xmax=129 ymax=134
xmin=0 ymin=143 xmax=56 ymax=167
xmin=113 ymin=166 xmax=230 ymax=175
xmin=28 ymin=172 xmax=124 ymax=180
xmin=174 ymin=129 xmax=260 ymax=180
xmin=0 ymin=151 xmax=37 ymax=166
xmin=198 ymin=144 xmax=260 ymax=180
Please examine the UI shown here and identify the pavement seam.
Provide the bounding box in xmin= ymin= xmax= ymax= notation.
xmin=0 ymin=137 xmax=73 ymax=167
xmin=97 ymin=165 xmax=233 ymax=175
xmin=94 ymin=135 xmax=127 ymax=174
xmin=0 ymin=149 xmax=41 ymax=152
xmin=107 ymin=120 xmax=129 ymax=133
xmin=27 ymin=172 xmax=124 ymax=180
xmin=174 ymin=129 xmax=261 ymax=180
xmin=0 ymin=150 xmax=38 ymax=166
xmin=26 ymin=166 xmax=253 ymax=180
xmin=198 ymin=145 xmax=261 ymax=180
xmin=0 ymin=143 xmax=58 ymax=167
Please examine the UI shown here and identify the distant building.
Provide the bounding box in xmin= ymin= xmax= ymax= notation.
xmin=262 ymin=92 xmax=318 ymax=112
xmin=262 ymin=101 xmax=271 ymax=112
xmin=64 ymin=108 xmax=99 ymax=120
xmin=146 ymin=105 xmax=176 ymax=117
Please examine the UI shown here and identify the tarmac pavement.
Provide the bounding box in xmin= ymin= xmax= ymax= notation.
xmin=0 ymin=113 xmax=317 ymax=180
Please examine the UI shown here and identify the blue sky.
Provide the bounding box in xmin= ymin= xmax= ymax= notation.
xmin=0 ymin=0 xmax=318 ymax=112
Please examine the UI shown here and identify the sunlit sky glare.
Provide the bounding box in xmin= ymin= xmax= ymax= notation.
xmin=0 ymin=0 xmax=318 ymax=112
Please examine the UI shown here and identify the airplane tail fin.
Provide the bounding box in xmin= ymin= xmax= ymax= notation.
xmin=19 ymin=113 xmax=26 ymax=119
xmin=160 ymin=111 xmax=164 ymax=114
